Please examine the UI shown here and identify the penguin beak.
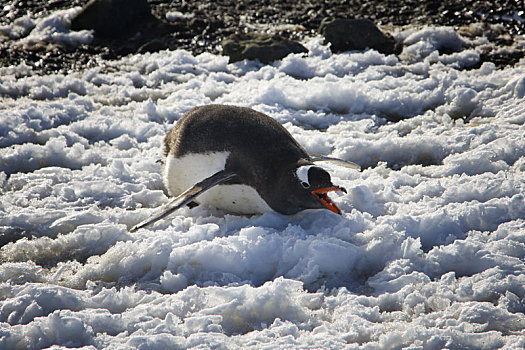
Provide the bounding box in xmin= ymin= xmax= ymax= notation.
xmin=311 ymin=186 xmax=346 ymax=215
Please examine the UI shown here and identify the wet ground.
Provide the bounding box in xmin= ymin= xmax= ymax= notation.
xmin=1 ymin=0 xmax=524 ymax=74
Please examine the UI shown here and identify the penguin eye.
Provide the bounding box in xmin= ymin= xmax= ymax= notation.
xmin=296 ymin=165 xmax=312 ymax=189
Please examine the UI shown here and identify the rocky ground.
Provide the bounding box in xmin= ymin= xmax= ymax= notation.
xmin=1 ymin=0 xmax=524 ymax=74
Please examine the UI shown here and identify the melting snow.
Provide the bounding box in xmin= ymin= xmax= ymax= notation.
xmin=1 ymin=9 xmax=525 ymax=349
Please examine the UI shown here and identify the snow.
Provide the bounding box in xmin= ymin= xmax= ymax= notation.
xmin=0 ymin=8 xmax=93 ymax=49
xmin=165 ymin=11 xmax=195 ymax=23
xmin=1 ymin=10 xmax=525 ymax=349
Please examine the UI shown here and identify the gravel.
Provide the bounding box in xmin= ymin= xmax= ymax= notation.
xmin=1 ymin=0 xmax=524 ymax=74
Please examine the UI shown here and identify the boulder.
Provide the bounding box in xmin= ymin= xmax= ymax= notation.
xmin=70 ymin=0 xmax=156 ymax=39
xmin=319 ymin=18 xmax=401 ymax=54
xmin=222 ymin=33 xmax=308 ymax=63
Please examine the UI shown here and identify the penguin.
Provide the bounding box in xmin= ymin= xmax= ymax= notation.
xmin=131 ymin=105 xmax=359 ymax=232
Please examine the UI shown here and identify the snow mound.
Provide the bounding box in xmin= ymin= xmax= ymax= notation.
xmin=1 ymin=21 xmax=525 ymax=349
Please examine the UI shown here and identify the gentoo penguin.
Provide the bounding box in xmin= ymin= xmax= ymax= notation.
xmin=131 ymin=105 xmax=359 ymax=232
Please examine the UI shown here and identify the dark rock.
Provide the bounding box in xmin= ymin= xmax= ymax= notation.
xmin=71 ymin=0 xmax=156 ymax=39
xmin=222 ymin=33 xmax=308 ymax=63
xmin=70 ymin=0 xmax=181 ymax=56
xmin=1 ymin=0 xmax=524 ymax=74
xmin=319 ymin=18 xmax=401 ymax=55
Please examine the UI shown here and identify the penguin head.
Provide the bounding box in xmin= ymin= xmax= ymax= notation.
xmin=269 ymin=164 xmax=346 ymax=215
xmin=295 ymin=165 xmax=346 ymax=214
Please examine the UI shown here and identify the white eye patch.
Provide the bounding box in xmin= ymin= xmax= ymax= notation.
xmin=296 ymin=165 xmax=314 ymax=187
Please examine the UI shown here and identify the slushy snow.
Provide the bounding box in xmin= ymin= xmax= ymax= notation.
xmin=1 ymin=10 xmax=525 ymax=350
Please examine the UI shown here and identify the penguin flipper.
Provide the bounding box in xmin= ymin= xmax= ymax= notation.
xmin=311 ymin=155 xmax=361 ymax=170
xmin=130 ymin=170 xmax=236 ymax=232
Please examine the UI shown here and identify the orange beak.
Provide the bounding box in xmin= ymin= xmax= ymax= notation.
xmin=312 ymin=186 xmax=346 ymax=215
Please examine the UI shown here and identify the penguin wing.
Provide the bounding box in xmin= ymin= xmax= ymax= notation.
xmin=311 ymin=155 xmax=361 ymax=170
xmin=130 ymin=170 xmax=237 ymax=232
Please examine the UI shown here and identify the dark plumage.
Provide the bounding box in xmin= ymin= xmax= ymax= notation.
xmin=131 ymin=105 xmax=349 ymax=232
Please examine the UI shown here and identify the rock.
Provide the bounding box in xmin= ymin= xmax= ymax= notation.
xmin=70 ymin=0 xmax=180 ymax=55
xmin=319 ymin=18 xmax=401 ymax=54
xmin=222 ymin=33 xmax=308 ymax=63
xmin=70 ymin=0 xmax=156 ymax=39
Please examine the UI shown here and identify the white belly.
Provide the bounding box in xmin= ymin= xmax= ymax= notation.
xmin=163 ymin=152 xmax=272 ymax=214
